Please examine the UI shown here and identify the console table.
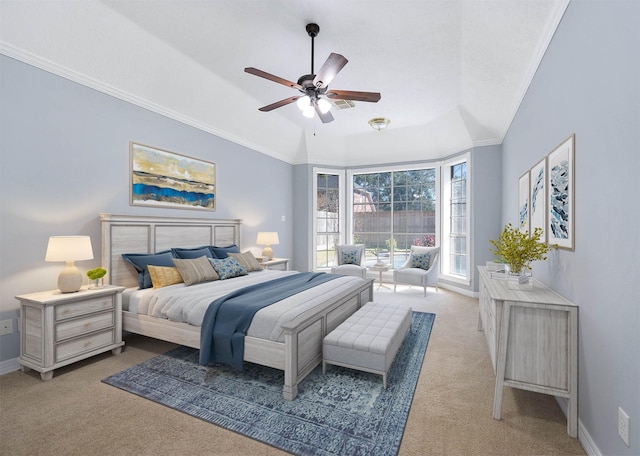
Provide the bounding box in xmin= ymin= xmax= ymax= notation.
xmin=477 ymin=266 xmax=578 ymax=437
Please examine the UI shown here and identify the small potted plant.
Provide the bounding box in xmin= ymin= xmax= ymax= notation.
xmin=87 ymin=267 xmax=107 ymax=289
xmin=489 ymin=224 xmax=550 ymax=286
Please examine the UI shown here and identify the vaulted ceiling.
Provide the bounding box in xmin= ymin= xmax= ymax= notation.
xmin=0 ymin=0 xmax=569 ymax=166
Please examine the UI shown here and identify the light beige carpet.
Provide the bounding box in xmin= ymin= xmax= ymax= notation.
xmin=0 ymin=285 xmax=585 ymax=456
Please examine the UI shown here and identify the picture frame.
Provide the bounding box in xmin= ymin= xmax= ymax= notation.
xmin=518 ymin=171 xmax=530 ymax=233
xmin=130 ymin=142 xmax=216 ymax=211
xmin=546 ymin=134 xmax=575 ymax=250
xmin=529 ymin=156 xmax=547 ymax=241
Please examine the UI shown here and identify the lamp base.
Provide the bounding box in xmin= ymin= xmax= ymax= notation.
xmin=262 ymin=245 xmax=274 ymax=260
xmin=58 ymin=262 xmax=83 ymax=293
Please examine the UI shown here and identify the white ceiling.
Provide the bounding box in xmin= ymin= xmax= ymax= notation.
xmin=0 ymin=0 xmax=569 ymax=166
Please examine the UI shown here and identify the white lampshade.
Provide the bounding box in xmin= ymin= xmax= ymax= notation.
xmin=45 ymin=236 xmax=94 ymax=293
xmin=256 ymin=232 xmax=279 ymax=260
xmin=317 ymin=98 xmax=331 ymax=114
xmin=296 ymin=95 xmax=311 ymax=111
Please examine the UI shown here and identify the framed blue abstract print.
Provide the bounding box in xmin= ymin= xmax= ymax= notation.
xmin=547 ymin=134 xmax=574 ymax=250
xmin=130 ymin=142 xmax=216 ymax=211
xmin=529 ymin=156 xmax=546 ymax=242
xmin=518 ymin=171 xmax=530 ymax=233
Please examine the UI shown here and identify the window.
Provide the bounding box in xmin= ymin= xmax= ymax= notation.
xmin=350 ymin=168 xmax=436 ymax=268
xmin=312 ymin=158 xmax=471 ymax=285
xmin=313 ymin=169 xmax=345 ymax=269
xmin=449 ymin=162 xmax=467 ymax=276
xmin=441 ymin=158 xmax=470 ymax=283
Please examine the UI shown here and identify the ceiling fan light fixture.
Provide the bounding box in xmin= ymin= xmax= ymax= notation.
xmin=303 ymin=107 xmax=315 ymax=118
xmin=317 ymin=98 xmax=332 ymax=114
xmin=296 ymin=95 xmax=311 ymax=111
xmin=368 ymin=117 xmax=390 ymax=131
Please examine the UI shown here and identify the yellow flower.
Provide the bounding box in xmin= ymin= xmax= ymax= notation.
xmin=489 ymin=224 xmax=549 ymax=274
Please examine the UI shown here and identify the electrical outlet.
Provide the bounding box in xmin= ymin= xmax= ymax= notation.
xmin=619 ymin=407 xmax=630 ymax=447
xmin=0 ymin=319 xmax=12 ymax=336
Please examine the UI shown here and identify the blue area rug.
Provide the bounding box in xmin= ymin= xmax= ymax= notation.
xmin=103 ymin=311 xmax=435 ymax=456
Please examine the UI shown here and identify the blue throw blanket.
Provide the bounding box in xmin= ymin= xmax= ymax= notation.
xmin=199 ymin=272 xmax=341 ymax=369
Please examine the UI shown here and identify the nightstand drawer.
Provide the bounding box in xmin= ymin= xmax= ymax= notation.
xmin=55 ymin=329 xmax=115 ymax=363
xmin=55 ymin=296 xmax=114 ymax=321
xmin=56 ymin=311 xmax=115 ymax=342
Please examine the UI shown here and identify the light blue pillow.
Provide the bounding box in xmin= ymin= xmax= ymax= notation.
xmin=411 ymin=252 xmax=431 ymax=270
xmin=341 ymin=249 xmax=360 ymax=265
xmin=209 ymin=257 xmax=247 ymax=280
xmin=122 ymin=250 xmax=175 ymax=289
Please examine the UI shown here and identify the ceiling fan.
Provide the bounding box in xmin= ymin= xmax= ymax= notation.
xmin=244 ymin=23 xmax=381 ymax=123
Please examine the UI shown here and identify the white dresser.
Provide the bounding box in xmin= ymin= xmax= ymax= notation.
xmin=16 ymin=286 xmax=125 ymax=381
xmin=477 ymin=266 xmax=578 ymax=437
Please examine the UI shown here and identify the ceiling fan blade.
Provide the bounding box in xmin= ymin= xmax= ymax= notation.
xmin=258 ymin=96 xmax=301 ymax=112
xmin=314 ymin=101 xmax=334 ymax=123
xmin=313 ymin=53 xmax=348 ymax=89
xmin=245 ymin=67 xmax=303 ymax=91
xmin=326 ymin=89 xmax=381 ymax=103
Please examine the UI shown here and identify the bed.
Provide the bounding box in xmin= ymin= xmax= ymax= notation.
xmin=100 ymin=213 xmax=373 ymax=400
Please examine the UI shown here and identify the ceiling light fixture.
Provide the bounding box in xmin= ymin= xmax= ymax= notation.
xmin=368 ymin=117 xmax=390 ymax=131
xmin=297 ymin=95 xmax=332 ymax=118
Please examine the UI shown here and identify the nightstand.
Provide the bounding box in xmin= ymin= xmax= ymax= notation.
xmin=261 ymin=258 xmax=289 ymax=271
xmin=16 ymin=286 xmax=125 ymax=381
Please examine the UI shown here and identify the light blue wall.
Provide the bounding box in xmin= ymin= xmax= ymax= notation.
xmin=292 ymin=164 xmax=314 ymax=272
xmin=470 ymin=144 xmax=502 ymax=290
xmin=0 ymin=55 xmax=293 ymax=362
xmin=502 ymin=0 xmax=639 ymax=454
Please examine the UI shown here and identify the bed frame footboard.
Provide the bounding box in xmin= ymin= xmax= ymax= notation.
xmin=281 ymin=278 xmax=373 ymax=400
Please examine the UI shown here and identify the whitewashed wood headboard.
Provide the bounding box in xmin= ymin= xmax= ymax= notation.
xmin=100 ymin=213 xmax=242 ymax=288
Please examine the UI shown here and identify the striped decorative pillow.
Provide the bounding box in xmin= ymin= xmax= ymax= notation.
xmin=172 ymin=256 xmax=219 ymax=286
xmin=228 ymin=251 xmax=263 ymax=272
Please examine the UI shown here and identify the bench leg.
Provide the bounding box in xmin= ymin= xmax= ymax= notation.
xmin=383 ymin=373 xmax=387 ymax=389
xmin=322 ymin=361 xmax=326 ymax=375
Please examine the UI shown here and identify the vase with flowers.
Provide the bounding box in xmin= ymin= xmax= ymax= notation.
xmin=489 ymin=224 xmax=550 ymax=287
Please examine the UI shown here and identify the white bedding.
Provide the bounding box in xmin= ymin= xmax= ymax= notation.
xmin=122 ymin=270 xmax=366 ymax=343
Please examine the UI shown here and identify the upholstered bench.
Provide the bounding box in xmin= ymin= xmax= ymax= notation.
xmin=322 ymin=301 xmax=412 ymax=388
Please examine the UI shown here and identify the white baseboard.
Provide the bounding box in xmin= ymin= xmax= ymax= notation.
xmin=555 ymin=397 xmax=601 ymax=456
xmin=437 ymin=281 xmax=478 ymax=298
xmin=0 ymin=357 xmax=20 ymax=376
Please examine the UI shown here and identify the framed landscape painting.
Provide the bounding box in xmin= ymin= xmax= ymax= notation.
xmin=547 ymin=134 xmax=575 ymax=250
xmin=518 ymin=171 xmax=530 ymax=233
xmin=130 ymin=142 xmax=216 ymax=211
xmin=529 ymin=157 xmax=546 ymax=241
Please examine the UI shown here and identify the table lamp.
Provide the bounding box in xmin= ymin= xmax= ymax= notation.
xmin=256 ymin=232 xmax=279 ymax=260
xmin=45 ymin=236 xmax=94 ymax=293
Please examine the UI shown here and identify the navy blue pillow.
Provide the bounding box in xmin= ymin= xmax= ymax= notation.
xmin=210 ymin=244 xmax=240 ymax=259
xmin=122 ymin=250 xmax=175 ymax=289
xmin=171 ymin=246 xmax=213 ymax=259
